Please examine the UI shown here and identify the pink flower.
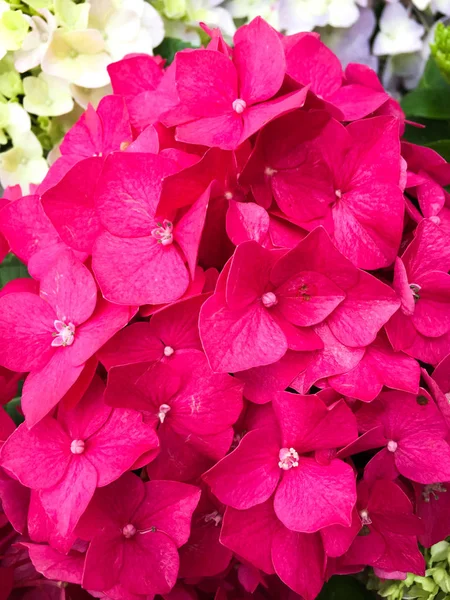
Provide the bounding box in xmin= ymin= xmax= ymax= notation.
xmin=242 ymin=111 xmax=404 ymax=269
xmin=76 ymin=472 xmax=200 ymax=595
xmin=161 ymin=18 xmax=309 ymax=150
xmin=105 ymin=351 xmax=243 ymax=481
xmin=1 ymin=377 xmax=158 ymax=537
xmin=340 ymin=389 xmax=450 ymax=484
xmin=386 ymin=219 xmax=450 ymax=365
xmin=0 ymin=252 xmax=134 ymax=426
xmin=203 ymin=392 xmax=357 ymax=533
xmin=200 ymin=228 xmax=400 ymax=372
xmin=285 ymin=36 xmax=388 ymax=121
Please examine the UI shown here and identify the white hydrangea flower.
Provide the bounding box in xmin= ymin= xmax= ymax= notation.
xmin=320 ymin=7 xmax=378 ymax=70
xmin=279 ymin=0 xmax=362 ymax=34
xmin=185 ymin=0 xmax=236 ymax=38
xmin=163 ymin=18 xmax=201 ymax=45
xmin=225 ymin=0 xmax=279 ymax=30
xmin=87 ymin=0 xmax=165 ymax=61
xmin=23 ymin=72 xmax=74 ymax=117
xmin=4 ymin=102 xmax=31 ymax=143
xmin=0 ymin=1 xmax=10 ymax=61
xmin=373 ymin=3 xmax=424 ymax=56
xmin=70 ymin=82 xmax=113 ymax=109
xmin=42 ymin=28 xmax=111 ymax=88
xmin=14 ymin=9 xmax=57 ymax=73
xmin=0 ymin=130 xmax=48 ymax=192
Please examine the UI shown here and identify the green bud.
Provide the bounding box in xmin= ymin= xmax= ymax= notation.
xmin=415 ymin=574 xmax=440 ymax=593
xmin=0 ymin=54 xmax=23 ymax=99
xmin=431 ymin=22 xmax=450 ymax=84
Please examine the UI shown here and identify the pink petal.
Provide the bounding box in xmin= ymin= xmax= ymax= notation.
xmin=274 ymin=458 xmax=356 ymax=532
xmin=98 ymin=322 xmax=163 ymax=370
xmin=39 ymin=455 xmax=97 ymax=537
xmin=203 ymin=428 xmax=281 ymax=510
xmin=226 ymin=200 xmax=270 ymax=246
xmin=0 ymin=292 xmax=55 ymax=372
xmin=136 ymin=480 xmax=201 ymax=547
xmin=82 ymin=530 xmax=124 ymax=591
xmin=395 ymin=435 xmax=450 ymax=484
xmin=1 ymin=420 xmax=70 ymax=489
xmin=412 ymin=271 xmax=450 ymax=337
xmin=108 ymin=55 xmax=163 ymax=96
xmin=41 ymin=157 xmax=104 ymax=253
xmin=233 ymin=17 xmax=285 ymax=104
xmin=328 ymin=85 xmax=388 ymax=121
xmin=24 ymin=543 xmax=84 ymax=584
xmin=272 ymin=527 xmax=325 ymax=600
xmin=93 ymin=231 xmax=189 ymax=306
xmin=176 ymin=112 xmax=243 ymax=150
xmin=221 ymin=500 xmax=279 ymax=574
xmin=149 ymin=294 xmax=205 ymax=353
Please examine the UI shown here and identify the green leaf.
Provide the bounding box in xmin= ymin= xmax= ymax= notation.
xmin=401 ymin=89 xmax=450 ymax=120
xmin=403 ymin=118 xmax=450 ymax=146
xmin=154 ymin=37 xmax=194 ymax=65
xmin=0 ymin=253 xmax=30 ymax=288
xmin=318 ymin=576 xmax=375 ymax=600
xmin=4 ymin=396 xmax=24 ymax=426
xmin=419 ymin=56 xmax=450 ymax=90
xmin=426 ymin=139 xmax=450 ymax=162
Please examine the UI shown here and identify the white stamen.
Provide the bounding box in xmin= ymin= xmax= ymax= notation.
xmin=278 ymin=447 xmax=299 ymax=470
xmin=359 ymin=509 xmax=372 ymax=526
xmin=232 ymin=99 xmax=247 ymax=114
xmin=52 ymin=320 xmax=75 ymax=347
xmin=122 ymin=524 xmax=137 ymax=538
xmin=70 ymin=439 xmax=85 ymax=455
xmin=261 ymin=292 xmax=278 ymax=308
xmin=387 ymin=440 xmax=398 ymax=453
xmin=157 ymin=404 xmax=171 ymax=423
xmin=204 ymin=510 xmax=222 ymax=527
xmin=264 ymin=166 xmax=276 ymax=177
xmin=335 ymin=189 xmax=342 ymax=198
xmin=151 ymin=220 xmax=174 ymax=246
xmin=164 ymin=346 xmax=174 ymax=357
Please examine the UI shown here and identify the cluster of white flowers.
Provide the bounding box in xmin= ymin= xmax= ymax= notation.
xmin=0 ymin=0 xmax=164 ymax=192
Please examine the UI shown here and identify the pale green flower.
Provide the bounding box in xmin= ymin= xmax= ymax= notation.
xmin=0 ymin=129 xmax=48 ymax=191
xmin=0 ymin=53 xmax=23 ymax=98
xmin=160 ymin=0 xmax=187 ymax=19
xmin=0 ymin=6 xmax=30 ymax=53
xmin=185 ymin=0 xmax=235 ymax=38
xmin=42 ymin=28 xmax=110 ymax=88
xmin=4 ymin=101 xmax=31 ymax=141
xmin=23 ymin=72 xmax=74 ymax=116
xmin=22 ymin=1 xmax=54 ymax=10
xmin=14 ymin=8 xmax=57 ymax=73
xmin=54 ymin=0 xmax=89 ymax=30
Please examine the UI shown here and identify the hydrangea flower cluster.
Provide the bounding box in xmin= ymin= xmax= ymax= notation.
xmin=1 ymin=16 xmax=450 ymax=600
xmin=0 ymin=0 xmax=164 ymax=192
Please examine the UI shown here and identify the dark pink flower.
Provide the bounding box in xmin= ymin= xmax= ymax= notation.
xmin=0 ymin=252 xmax=134 ymax=425
xmin=204 ymin=392 xmax=357 ymax=533
xmin=105 ymin=351 xmax=243 ymax=481
xmin=162 ymin=18 xmax=308 ymax=150
xmin=340 ymin=389 xmax=450 ymax=484
xmin=1 ymin=377 xmax=158 ymax=536
xmin=76 ymin=472 xmax=200 ymax=595
xmin=200 ymin=228 xmax=400 ymax=372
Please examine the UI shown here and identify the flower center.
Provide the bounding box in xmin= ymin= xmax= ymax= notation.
xmin=423 ymin=483 xmax=447 ymax=502
xmin=151 ymin=220 xmax=173 ymax=246
xmin=122 ymin=524 xmax=137 ymax=538
xmin=278 ymin=447 xmax=299 ymax=470
xmin=387 ymin=440 xmax=398 ymax=453
xmin=232 ymin=99 xmax=247 ymax=114
xmin=157 ymin=404 xmax=171 ymax=423
xmin=163 ymin=346 xmax=174 ymax=357
xmin=70 ymin=439 xmax=85 ymax=455
xmin=359 ymin=509 xmax=372 ymax=526
xmin=261 ymin=292 xmax=278 ymax=308
xmin=52 ymin=320 xmax=75 ymax=347
xmin=335 ymin=189 xmax=342 ymax=199
xmin=204 ymin=510 xmax=222 ymax=527
xmin=264 ymin=166 xmax=276 ymax=177
xmin=410 ymin=283 xmax=421 ymax=302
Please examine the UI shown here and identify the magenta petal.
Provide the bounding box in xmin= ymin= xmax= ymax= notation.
xmin=98 ymin=322 xmax=163 ymax=370
xmin=321 ymin=507 xmax=361 ymax=558
xmin=226 ymin=200 xmax=270 ymax=245
xmin=272 ymin=527 xmax=325 ymax=600
xmin=22 ymin=351 xmax=85 ymax=427
xmin=233 ymin=17 xmax=285 ymax=104
xmin=176 ymin=112 xmax=243 ymax=150
xmin=328 ymin=84 xmax=388 ymax=121
xmin=137 ymin=480 xmax=200 ymax=547
xmin=24 ymin=543 xmax=84 ymax=584
xmin=220 ymin=501 xmax=279 ymax=574
xmin=0 ymin=292 xmax=55 ymax=372
xmin=174 ymin=185 xmax=211 ymax=279
xmin=40 ymin=252 xmax=97 ymax=326
xmin=82 ymin=530 xmax=124 ymax=591
xmin=200 ymin=292 xmax=287 ymax=372
xmin=93 ymin=231 xmax=189 ymax=306
xmin=41 ymin=157 xmax=104 ymax=253
xmin=39 ymin=455 xmax=97 ymax=537
xmin=274 ymin=458 xmax=356 ymax=533
xmin=412 ymin=271 xmax=450 ymax=337
xmin=1 ymin=420 xmax=70 ymax=489
xmin=203 ymin=428 xmax=281 ymax=510
xmin=395 ymin=435 xmax=450 ymax=484
xmin=120 ymin=531 xmax=179 ymax=596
